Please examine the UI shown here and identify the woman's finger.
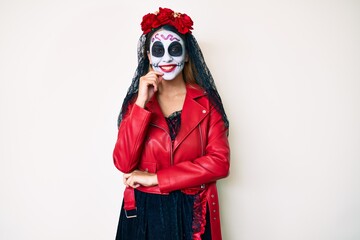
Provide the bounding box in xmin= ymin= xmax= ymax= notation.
xmin=126 ymin=175 xmax=140 ymax=188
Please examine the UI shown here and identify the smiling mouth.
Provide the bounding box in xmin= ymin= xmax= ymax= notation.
xmin=159 ymin=65 xmax=177 ymax=73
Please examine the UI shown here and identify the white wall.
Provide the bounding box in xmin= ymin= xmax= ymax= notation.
xmin=0 ymin=0 xmax=359 ymax=239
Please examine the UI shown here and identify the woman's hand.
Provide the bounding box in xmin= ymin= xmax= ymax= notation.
xmin=135 ymin=71 xmax=163 ymax=108
xmin=123 ymin=170 xmax=158 ymax=188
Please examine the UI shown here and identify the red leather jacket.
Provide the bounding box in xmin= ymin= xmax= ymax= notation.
xmin=113 ymin=84 xmax=230 ymax=240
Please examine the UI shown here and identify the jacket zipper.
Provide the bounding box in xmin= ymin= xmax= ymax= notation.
xmin=170 ymin=140 xmax=174 ymax=166
xmin=198 ymin=125 xmax=204 ymax=156
xmin=150 ymin=123 xmax=174 ymax=166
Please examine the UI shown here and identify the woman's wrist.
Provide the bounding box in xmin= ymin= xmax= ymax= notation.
xmin=135 ymin=98 xmax=146 ymax=108
xmin=151 ymin=174 xmax=158 ymax=186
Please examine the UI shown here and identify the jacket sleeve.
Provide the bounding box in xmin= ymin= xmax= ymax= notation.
xmin=113 ymin=103 xmax=152 ymax=173
xmin=156 ymin=105 xmax=230 ymax=193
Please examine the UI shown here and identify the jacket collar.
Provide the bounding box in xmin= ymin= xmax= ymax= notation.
xmin=145 ymin=84 xmax=209 ymax=150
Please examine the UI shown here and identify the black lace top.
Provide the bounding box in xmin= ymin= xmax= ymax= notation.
xmin=165 ymin=110 xmax=182 ymax=140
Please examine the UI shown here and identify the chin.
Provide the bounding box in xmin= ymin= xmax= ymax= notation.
xmin=162 ymin=77 xmax=175 ymax=81
xmin=162 ymin=70 xmax=182 ymax=81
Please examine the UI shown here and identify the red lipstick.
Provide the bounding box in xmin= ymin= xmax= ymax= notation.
xmin=159 ymin=64 xmax=177 ymax=73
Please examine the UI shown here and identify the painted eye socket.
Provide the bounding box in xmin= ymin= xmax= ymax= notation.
xmin=151 ymin=42 xmax=164 ymax=57
xmin=168 ymin=42 xmax=183 ymax=57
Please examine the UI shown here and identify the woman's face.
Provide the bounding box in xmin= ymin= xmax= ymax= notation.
xmin=148 ymin=29 xmax=186 ymax=80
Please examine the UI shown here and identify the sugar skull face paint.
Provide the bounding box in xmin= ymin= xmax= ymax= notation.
xmin=149 ymin=30 xmax=186 ymax=80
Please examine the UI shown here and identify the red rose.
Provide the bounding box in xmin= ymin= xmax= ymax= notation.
xmin=156 ymin=7 xmax=174 ymax=26
xmin=151 ymin=18 xmax=161 ymax=30
xmin=140 ymin=8 xmax=194 ymax=35
xmin=173 ymin=14 xmax=193 ymax=34
xmin=181 ymin=14 xmax=193 ymax=31
xmin=173 ymin=17 xmax=185 ymax=34
xmin=141 ymin=13 xmax=157 ymax=34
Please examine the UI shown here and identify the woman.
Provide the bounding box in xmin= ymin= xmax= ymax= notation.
xmin=113 ymin=7 xmax=230 ymax=240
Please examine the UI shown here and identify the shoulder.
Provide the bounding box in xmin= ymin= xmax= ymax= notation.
xmin=186 ymin=84 xmax=207 ymax=99
xmin=184 ymin=84 xmax=212 ymax=112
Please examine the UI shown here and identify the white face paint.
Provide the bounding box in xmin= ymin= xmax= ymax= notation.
xmin=149 ymin=30 xmax=186 ymax=80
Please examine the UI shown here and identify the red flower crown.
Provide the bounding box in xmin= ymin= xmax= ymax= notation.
xmin=141 ymin=7 xmax=194 ymax=35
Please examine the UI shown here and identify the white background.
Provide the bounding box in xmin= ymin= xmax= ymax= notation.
xmin=1 ymin=0 xmax=359 ymax=239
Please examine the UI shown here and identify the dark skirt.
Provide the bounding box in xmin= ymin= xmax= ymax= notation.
xmin=115 ymin=190 xmax=211 ymax=240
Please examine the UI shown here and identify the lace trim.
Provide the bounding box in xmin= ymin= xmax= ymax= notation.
xmin=165 ymin=110 xmax=182 ymax=141
xmin=192 ymin=193 xmax=207 ymax=239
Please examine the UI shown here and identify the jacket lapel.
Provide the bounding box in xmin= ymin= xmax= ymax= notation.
xmin=173 ymin=85 xmax=209 ymax=150
xmin=146 ymin=95 xmax=169 ymax=133
xmin=145 ymin=84 xmax=209 ymax=149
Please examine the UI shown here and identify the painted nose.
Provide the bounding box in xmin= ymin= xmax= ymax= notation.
xmin=162 ymin=51 xmax=173 ymax=63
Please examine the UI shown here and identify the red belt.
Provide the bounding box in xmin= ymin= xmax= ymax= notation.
xmin=123 ymin=185 xmax=206 ymax=218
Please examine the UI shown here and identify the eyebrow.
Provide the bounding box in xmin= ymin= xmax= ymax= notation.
xmin=152 ymin=33 xmax=180 ymax=42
